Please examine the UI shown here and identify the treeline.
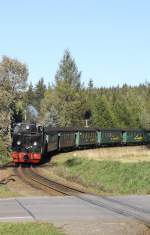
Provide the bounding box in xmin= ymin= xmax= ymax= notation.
xmin=0 ymin=50 xmax=150 ymax=145
xmin=25 ymin=50 xmax=150 ymax=129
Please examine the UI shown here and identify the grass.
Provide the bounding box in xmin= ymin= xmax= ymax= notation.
xmin=0 ymin=185 xmax=19 ymax=198
xmin=50 ymin=152 xmax=150 ymax=195
xmin=0 ymin=222 xmax=65 ymax=235
xmin=61 ymin=146 xmax=150 ymax=163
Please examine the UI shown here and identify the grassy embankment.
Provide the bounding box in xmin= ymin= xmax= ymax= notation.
xmin=0 ymin=137 xmax=16 ymax=198
xmin=0 ymin=222 xmax=64 ymax=235
xmin=48 ymin=146 xmax=150 ymax=195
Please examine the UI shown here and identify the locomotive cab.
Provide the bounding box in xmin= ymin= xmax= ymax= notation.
xmin=11 ymin=123 xmax=43 ymax=163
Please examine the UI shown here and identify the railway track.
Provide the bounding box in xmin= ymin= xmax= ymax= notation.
xmin=13 ymin=166 xmax=85 ymax=196
xmin=13 ymin=166 xmax=150 ymax=227
xmin=0 ymin=161 xmax=16 ymax=169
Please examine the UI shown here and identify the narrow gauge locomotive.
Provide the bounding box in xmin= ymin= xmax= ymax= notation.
xmin=11 ymin=123 xmax=150 ymax=164
xmin=11 ymin=123 xmax=43 ymax=163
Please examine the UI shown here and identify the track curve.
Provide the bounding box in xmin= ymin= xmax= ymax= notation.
xmin=13 ymin=166 xmax=85 ymax=196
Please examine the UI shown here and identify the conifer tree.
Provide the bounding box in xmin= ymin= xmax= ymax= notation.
xmin=92 ymin=95 xmax=117 ymax=128
xmin=34 ymin=78 xmax=46 ymax=111
xmin=54 ymin=50 xmax=86 ymax=127
xmin=26 ymin=82 xmax=35 ymax=105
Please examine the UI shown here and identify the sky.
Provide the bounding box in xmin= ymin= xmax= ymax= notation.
xmin=0 ymin=0 xmax=150 ymax=87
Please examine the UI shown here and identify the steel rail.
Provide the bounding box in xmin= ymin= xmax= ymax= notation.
xmin=25 ymin=167 xmax=85 ymax=196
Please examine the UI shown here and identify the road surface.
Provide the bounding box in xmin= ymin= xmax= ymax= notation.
xmin=0 ymin=195 xmax=150 ymax=235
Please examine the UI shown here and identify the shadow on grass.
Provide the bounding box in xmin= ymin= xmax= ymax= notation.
xmin=65 ymin=158 xmax=82 ymax=167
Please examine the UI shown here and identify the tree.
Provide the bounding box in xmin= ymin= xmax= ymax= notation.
xmin=26 ymin=82 xmax=35 ymax=105
xmin=40 ymin=50 xmax=86 ymax=127
xmin=34 ymin=78 xmax=46 ymax=111
xmin=140 ymin=109 xmax=150 ymax=129
xmin=54 ymin=50 xmax=86 ymax=126
xmin=0 ymin=56 xmax=28 ymax=143
xmin=55 ymin=50 xmax=81 ymax=90
xmin=25 ymin=78 xmax=46 ymax=113
xmin=92 ymin=95 xmax=117 ymax=128
xmin=42 ymin=105 xmax=60 ymax=127
xmin=0 ymin=56 xmax=28 ymax=92
xmin=88 ymin=79 xmax=94 ymax=90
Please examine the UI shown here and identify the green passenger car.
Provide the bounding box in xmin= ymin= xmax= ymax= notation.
xmin=144 ymin=130 xmax=150 ymax=144
xmin=76 ymin=128 xmax=97 ymax=147
xmin=59 ymin=130 xmax=76 ymax=149
xmin=44 ymin=128 xmax=59 ymax=152
xmin=122 ymin=129 xmax=145 ymax=144
xmin=46 ymin=133 xmax=58 ymax=152
xmin=97 ymin=129 xmax=123 ymax=145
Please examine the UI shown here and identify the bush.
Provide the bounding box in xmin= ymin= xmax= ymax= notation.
xmin=0 ymin=137 xmax=11 ymax=165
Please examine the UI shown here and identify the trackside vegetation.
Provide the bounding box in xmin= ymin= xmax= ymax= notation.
xmin=0 ymin=222 xmax=65 ymax=235
xmin=0 ymin=137 xmax=11 ymax=166
xmin=50 ymin=155 xmax=150 ymax=195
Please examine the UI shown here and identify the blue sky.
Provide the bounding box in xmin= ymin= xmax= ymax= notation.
xmin=0 ymin=0 xmax=150 ymax=87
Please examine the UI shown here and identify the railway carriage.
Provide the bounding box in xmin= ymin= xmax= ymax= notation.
xmin=76 ymin=128 xmax=97 ymax=147
xmin=122 ymin=129 xmax=145 ymax=145
xmin=98 ymin=128 xmax=123 ymax=146
xmin=144 ymin=129 xmax=150 ymax=145
xmin=44 ymin=127 xmax=77 ymax=152
xmin=58 ymin=128 xmax=76 ymax=150
xmin=44 ymin=128 xmax=59 ymax=152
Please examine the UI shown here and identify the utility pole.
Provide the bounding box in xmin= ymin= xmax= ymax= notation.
xmin=85 ymin=119 xmax=89 ymax=128
xmin=84 ymin=110 xmax=91 ymax=128
xmin=24 ymin=109 xmax=27 ymax=121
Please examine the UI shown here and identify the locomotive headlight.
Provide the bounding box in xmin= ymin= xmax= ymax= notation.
xmin=17 ymin=140 xmax=21 ymax=145
xmin=33 ymin=141 xmax=37 ymax=146
xmin=26 ymin=125 xmax=30 ymax=130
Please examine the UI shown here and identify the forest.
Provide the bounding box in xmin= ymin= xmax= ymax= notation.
xmin=0 ymin=50 xmax=150 ymax=148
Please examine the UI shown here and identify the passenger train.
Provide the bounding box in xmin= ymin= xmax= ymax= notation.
xmin=11 ymin=123 xmax=150 ymax=164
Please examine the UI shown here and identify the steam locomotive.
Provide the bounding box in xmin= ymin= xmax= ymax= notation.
xmin=11 ymin=122 xmax=150 ymax=164
xmin=11 ymin=123 xmax=44 ymax=163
